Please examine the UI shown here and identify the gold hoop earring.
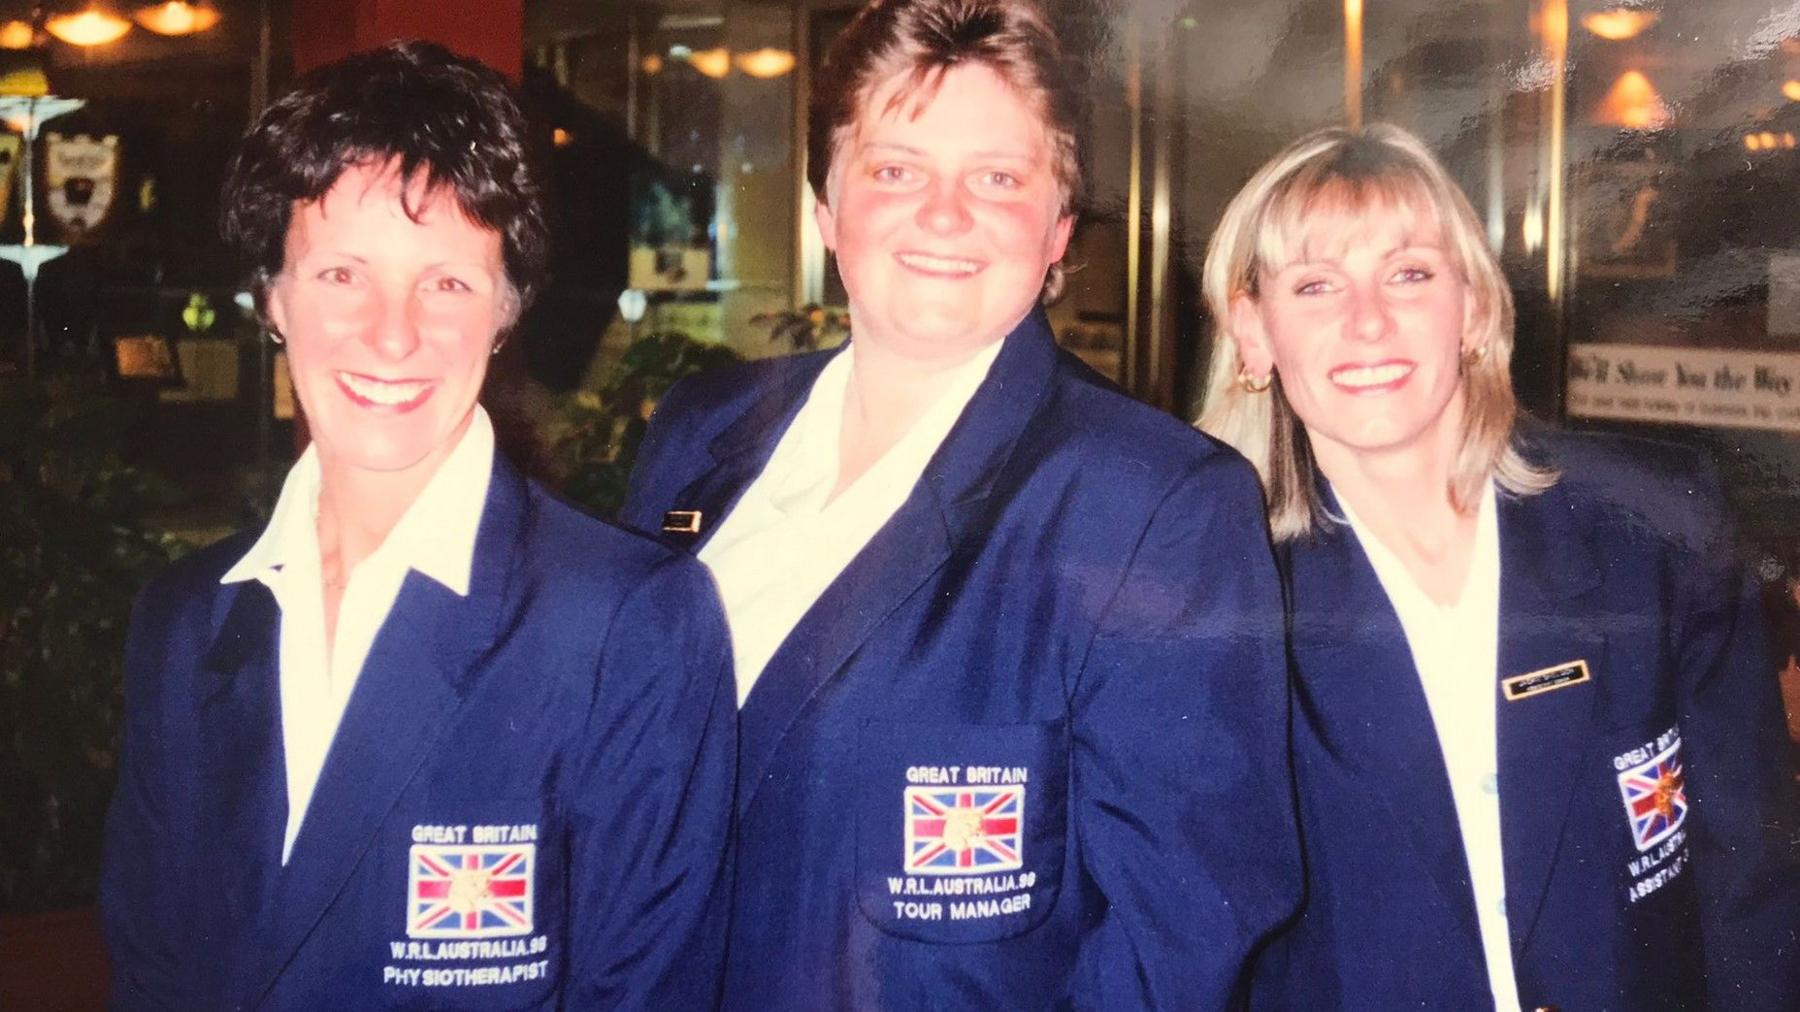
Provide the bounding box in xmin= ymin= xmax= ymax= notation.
xmin=267 ymin=328 xmax=285 ymax=346
xmin=1238 ymin=366 xmax=1273 ymax=394
xmin=1462 ymin=343 xmax=1488 ymax=366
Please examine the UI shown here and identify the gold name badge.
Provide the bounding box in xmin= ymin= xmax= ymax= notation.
xmin=1502 ymin=660 xmax=1591 ymax=702
xmin=661 ymin=509 xmax=704 ymax=535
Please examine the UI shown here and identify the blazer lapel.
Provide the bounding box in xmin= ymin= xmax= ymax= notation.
xmin=236 ymin=458 xmax=529 ymax=1007
xmin=195 ymin=580 xmax=288 ymax=997
xmin=1285 ymin=520 xmax=1487 ymax=967
xmin=1494 ymin=483 xmax=1604 ymax=952
xmin=734 ymin=501 xmax=953 ymax=819
xmin=735 ymin=311 xmax=1060 ymax=819
xmin=654 ymin=354 xmax=827 ymax=554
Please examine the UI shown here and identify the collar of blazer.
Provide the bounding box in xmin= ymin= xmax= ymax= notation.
xmin=1285 ymin=456 xmax=1605 ymax=962
xmin=680 ymin=308 xmax=1060 ymax=548
xmin=194 ymin=453 xmax=530 ymax=1009
xmin=687 ymin=308 xmax=1061 ymax=820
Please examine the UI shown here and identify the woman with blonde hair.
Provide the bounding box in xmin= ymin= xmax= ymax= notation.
xmin=1200 ymin=123 xmax=1799 ymax=1009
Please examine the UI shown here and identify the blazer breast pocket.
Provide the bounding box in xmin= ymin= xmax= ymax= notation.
xmin=380 ymin=797 xmax=559 ymax=1009
xmin=854 ymin=717 xmax=1068 ymax=944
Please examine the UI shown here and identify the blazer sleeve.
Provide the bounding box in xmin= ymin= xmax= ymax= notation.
xmin=1067 ymin=453 xmax=1303 ymax=1009
xmin=101 ymin=585 xmax=196 ymax=1011
xmin=561 ymin=554 xmax=736 ymax=1009
xmin=1672 ymin=466 xmax=1800 ymax=1009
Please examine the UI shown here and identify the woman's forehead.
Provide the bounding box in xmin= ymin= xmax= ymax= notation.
xmin=859 ymin=63 xmax=1039 ymax=136
xmin=1259 ymin=181 xmax=1447 ymax=270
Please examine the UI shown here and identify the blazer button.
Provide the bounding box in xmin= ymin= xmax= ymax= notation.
xmin=1533 ymin=1005 xmax=1561 ymax=1012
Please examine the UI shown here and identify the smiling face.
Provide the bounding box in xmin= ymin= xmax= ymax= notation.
xmin=816 ymin=62 xmax=1073 ymax=364
xmin=1231 ymin=198 xmax=1476 ymax=472
xmin=266 ymin=160 xmax=511 ymax=485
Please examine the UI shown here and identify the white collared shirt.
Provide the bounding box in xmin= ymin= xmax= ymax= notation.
xmin=221 ymin=407 xmax=495 ymax=863
xmin=700 ymin=341 xmax=1003 ymax=706
xmin=1338 ymin=481 xmax=1518 ymax=1012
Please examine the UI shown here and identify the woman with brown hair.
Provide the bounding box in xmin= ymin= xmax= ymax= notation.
xmin=103 ymin=42 xmax=734 ymax=1009
xmin=625 ymin=1 xmax=1301 ymax=1007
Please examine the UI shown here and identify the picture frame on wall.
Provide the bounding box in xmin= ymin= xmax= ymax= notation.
xmin=1575 ymin=154 xmax=1680 ymax=280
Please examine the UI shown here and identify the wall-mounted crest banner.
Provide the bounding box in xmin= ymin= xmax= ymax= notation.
xmin=44 ymin=132 xmax=119 ymax=237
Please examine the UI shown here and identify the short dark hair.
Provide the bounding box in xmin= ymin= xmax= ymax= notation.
xmin=807 ymin=0 xmax=1084 ymax=217
xmin=221 ymin=40 xmax=548 ymax=319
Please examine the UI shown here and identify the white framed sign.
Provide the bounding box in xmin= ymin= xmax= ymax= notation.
xmin=1567 ymin=343 xmax=1800 ymax=433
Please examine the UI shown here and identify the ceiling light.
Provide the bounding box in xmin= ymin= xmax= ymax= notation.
xmin=0 ymin=19 xmax=35 ymax=49
xmin=735 ymin=48 xmax=795 ymax=79
xmin=132 ymin=2 xmax=220 ymax=37
xmin=1581 ymin=8 xmax=1658 ymax=41
xmin=1593 ymin=69 xmax=1670 ymax=129
xmin=687 ymin=47 xmax=730 ymax=79
xmin=45 ymin=6 xmax=133 ymax=47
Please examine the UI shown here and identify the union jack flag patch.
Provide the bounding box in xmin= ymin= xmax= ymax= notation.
xmin=904 ymin=786 xmax=1024 ymax=875
xmin=407 ymin=844 xmax=535 ymax=938
xmin=1617 ymin=740 xmax=1688 ymax=852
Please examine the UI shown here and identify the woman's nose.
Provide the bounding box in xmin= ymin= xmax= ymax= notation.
xmin=1347 ymin=286 xmax=1393 ymax=343
xmin=364 ymin=290 xmax=422 ymax=360
xmin=917 ymin=180 xmax=974 ymax=235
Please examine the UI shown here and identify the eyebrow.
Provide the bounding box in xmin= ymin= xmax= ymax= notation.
xmin=1289 ymin=242 xmax=1445 ymax=266
xmin=860 ymin=142 xmax=926 ymax=157
xmin=302 ymin=251 xmax=369 ymax=264
xmin=296 ymin=251 xmax=495 ymax=276
xmin=857 ymin=141 xmax=1039 ymax=164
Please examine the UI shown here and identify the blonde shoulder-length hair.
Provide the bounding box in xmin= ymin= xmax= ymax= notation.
xmin=1196 ymin=123 xmax=1554 ymax=542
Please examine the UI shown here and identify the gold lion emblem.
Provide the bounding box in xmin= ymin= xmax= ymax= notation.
xmin=1653 ymin=769 xmax=1683 ymax=820
xmin=941 ymin=805 xmax=985 ymax=853
xmin=446 ymin=866 xmax=494 ymax=914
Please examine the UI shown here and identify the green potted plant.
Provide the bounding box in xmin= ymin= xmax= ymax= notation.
xmin=544 ymin=331 xmax=741 ymax=519
xmin=0 ymin=373 xmax=183 ymax=913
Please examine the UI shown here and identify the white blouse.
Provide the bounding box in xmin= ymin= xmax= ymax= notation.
xmin=1338 ymin=481 xmax=1519 ymax=1012
xmin=220 ymin=407 xmax=494 ymax=863
xmin=700 ymin=341 xmax=1003 ymax=706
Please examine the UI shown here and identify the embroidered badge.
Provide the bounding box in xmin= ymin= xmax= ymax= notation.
xmin=1616 ymin=739 xmax=1687 ymax=852
xmin=905 ymin=787 xmax=1024 ymax=875
xmin=407 ymin=844 xmax=535 ymax=938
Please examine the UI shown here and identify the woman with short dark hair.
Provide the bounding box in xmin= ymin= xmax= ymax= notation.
xmin=103 ymin=41 xmax=734 ymax=1010
xmin=624 ymin=1 xmax=1301 ymax=1007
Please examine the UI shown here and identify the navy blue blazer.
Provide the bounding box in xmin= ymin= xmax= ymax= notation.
xmin=1255 ymin=430 xmax=1800 ymax=1010
xmin=623 ymin=310 xmax=1302 ymax=1010
xmin=102 ymin=455 xmax=736 ymax=1010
